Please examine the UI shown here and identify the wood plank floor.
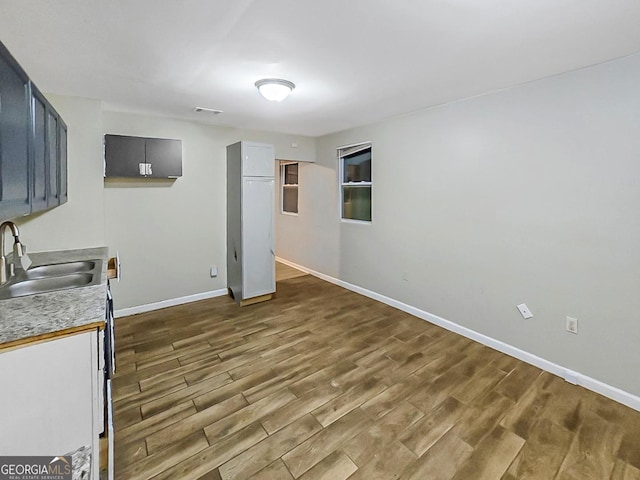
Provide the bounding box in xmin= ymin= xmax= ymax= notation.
xmin=113 ymin=273 xmax=640 ymax=480
xmin=275 ymin=262 xmax=308 ymax=281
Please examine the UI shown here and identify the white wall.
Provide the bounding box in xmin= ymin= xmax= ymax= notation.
xmin=276 ymin=54 xmax=640 ymax=397
xmin=15 ymin=95 xmax=105 ymax=251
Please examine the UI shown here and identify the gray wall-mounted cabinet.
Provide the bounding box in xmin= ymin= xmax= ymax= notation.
xmin=0 ymin=41 xmax=67 ymax=223
xmin=227 ymin=141 xmax=275 ymax=306
xmin=30 ymin=84 xmax=67 ymax=212
xmin=0 ymin=42 xmax=30 ymax=220
xmin=104 ymin=134 xmax=182 ymax=178
xmin=59 ymin=119 xmax=68 ymax=204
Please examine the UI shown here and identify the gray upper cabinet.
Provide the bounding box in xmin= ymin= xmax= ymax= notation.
xmin=46 ymin=109 xmax=59 ymax=207
xmin=29 ymin=83 xmax=67 ymax=213
xmin=0 ymin=41 xmax=67 ymax=223
xmin=104 ymin=134 xmax=182 ymax=178
xmin=30 ymin=86 xmax=47 ymax=212
xmin=59 ymin=121 xmax=67 ymax=204
xmin=104 ymin=135 xmax=144 ymax=177
xmin=144 ymin=138 xmax=182 ymax=178
xmin=0 ymin=42 xmax=31 ymax=220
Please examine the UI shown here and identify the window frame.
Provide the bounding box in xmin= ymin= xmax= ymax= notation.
xmin=280 ymin=161 xmax=299 ymax=216
xmin=338 ymin=141 xmax=372 ymax=224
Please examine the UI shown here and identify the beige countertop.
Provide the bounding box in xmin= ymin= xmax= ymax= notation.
xmin=0 ymin=247 xmax=109 ymax=351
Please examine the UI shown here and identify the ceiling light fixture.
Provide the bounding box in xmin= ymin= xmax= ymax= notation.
xmin=255 ymin=78 xmax=295 ymax=102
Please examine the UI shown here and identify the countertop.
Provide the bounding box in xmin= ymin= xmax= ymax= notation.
xmin=67 ymin=444 xmax=92 ymax=480
xmin=0 ymin=247 xmax=109 ymax=350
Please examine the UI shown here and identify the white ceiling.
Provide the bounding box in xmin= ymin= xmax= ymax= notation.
xmin=1 ymin=0 xmax=639 ymax=137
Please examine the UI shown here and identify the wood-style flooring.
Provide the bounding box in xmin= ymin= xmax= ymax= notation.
xmin=113 ymin=269 xmax=640 ymax=480
xmin=275 ymin=262 xmax=308 ymax=282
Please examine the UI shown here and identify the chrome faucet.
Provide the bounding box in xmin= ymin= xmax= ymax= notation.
xmin=0 ymin=221 xmax=31 ymax=285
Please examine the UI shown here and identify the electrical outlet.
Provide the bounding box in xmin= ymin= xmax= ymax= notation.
xmin=517 ymin=303 xmax=533 ymax=319
xmin=210 ymin=266 xmax=218 ymax=278
xmin=566 ymin=316 xmax=578 ymax=334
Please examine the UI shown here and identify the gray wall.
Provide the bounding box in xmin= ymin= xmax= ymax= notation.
xmin=102 ymin=112 xmax=228 ymax=308
xmin=276 ymin=54 xmax=640 ymax=396
xmin=102 ymin=112 xmax=314 ymax=309
xmin=14 ymin=97 xmax=314 ymax=310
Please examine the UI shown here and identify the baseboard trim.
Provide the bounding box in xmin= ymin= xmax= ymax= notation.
xmin=276 ymin=256 xmax=640 ymax=412
xmin=114 ymin=288 xmax=228 ymax=318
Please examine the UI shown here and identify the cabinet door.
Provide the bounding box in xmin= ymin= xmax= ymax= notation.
xmin=104 ymin=134 xmax=146 ymax=177
xmin=145 ymin=137 xmax=182 ymax=177
xmin=30 ymin=85 xmax=48 ymax=212
xmin=46 ymin=108 xmax=60 ymax=208
xmin=0 ymin=332 xmax=95 ymax=456
xmin=242 ymin=142 xmax=274 ymax=177
xmin=241 ymin=177 xmax=275 ymax=298
xmin=59 ymin=119 xmax=68 ymax=204
xmin=0 ymin=44 xmax=30 ymax=221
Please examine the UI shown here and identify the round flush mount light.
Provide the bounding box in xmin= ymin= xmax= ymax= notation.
xmin=255 ymin=78 xmax=295 ymax=102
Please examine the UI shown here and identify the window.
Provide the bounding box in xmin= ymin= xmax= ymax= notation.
xmin=339 ymin=142 xmax=371 ymax=222
xmin=281 ymin=162 xmax=298 ymax=214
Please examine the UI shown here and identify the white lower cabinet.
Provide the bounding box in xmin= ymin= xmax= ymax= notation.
xmin=0 ymin=329 xmax=103 ymax=479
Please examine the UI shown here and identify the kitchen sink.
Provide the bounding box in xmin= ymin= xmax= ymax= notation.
xmin=24 ymin=261 xmax=96 ymax=279
xmin=0 ymin=258 xmax=102 ymax=300
xmin=2 ymin=273 xmax=94 ymax=298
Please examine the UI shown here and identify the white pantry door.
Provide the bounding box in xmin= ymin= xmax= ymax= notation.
xmin=242 ymin=177 xmax=275 ymax=298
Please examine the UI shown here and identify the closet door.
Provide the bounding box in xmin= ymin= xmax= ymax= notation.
xmin=241 ymin=177 xmax=275 ymax=298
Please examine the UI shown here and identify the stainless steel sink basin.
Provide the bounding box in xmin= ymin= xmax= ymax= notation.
xmin=24 ymin=261 xmax=96 ymax=279
xmin=3 ymin=273 xmax=94 ymax=297
xmin=0 ymin=258 xmax=102 ymax=300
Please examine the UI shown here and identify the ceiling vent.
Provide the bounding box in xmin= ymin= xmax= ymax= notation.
xmin=194 ymin=107 xmax=223 ymax=115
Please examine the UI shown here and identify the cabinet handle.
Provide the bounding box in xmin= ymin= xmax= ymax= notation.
xmin=138 ymin=163 xmax=152 ymax=176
